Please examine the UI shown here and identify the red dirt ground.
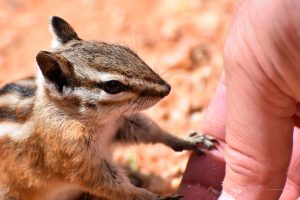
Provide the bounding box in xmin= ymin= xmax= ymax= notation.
xmin=0 ymin=0 xmax=235 ymax=195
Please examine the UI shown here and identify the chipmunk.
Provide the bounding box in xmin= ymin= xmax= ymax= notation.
xmin=0 ymin=16 xmax=216 ymax=200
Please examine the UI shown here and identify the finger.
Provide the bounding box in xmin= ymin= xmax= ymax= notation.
xmin=221 ymin=0 xmax=297 ymax=199
xmin=280 ymin=127 xmax=300 ymax=199
xmin=201 ymin=73 xmax=227 ymax=141
xmin=178 ymin=143 xmax=226 ymax=199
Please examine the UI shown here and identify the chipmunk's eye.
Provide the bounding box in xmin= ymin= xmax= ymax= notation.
xmin=101 ymin=80 xmax=128 ymax=94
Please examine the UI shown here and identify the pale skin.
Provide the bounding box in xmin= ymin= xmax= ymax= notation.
xmin=179 ymin=0 xmax=300 ymax=199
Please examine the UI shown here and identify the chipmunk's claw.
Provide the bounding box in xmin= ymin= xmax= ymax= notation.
xmin=160 ymin=195 xmax=184 ymax=200
xmin=171 ymin=131 xmax=218 ymax=155
xmin=187 ymin=131 xmax=218 ymax=152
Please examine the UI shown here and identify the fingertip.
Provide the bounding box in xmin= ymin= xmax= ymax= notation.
xmin=180 ymin=145 xmax=225 ymax=190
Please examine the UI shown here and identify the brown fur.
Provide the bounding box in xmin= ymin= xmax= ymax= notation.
xmin=0 ymin=16 xmax=215 ymax=200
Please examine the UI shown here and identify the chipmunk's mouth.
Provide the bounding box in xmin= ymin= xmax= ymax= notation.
xmin=130 ymin=97 xmax=161 ymax=112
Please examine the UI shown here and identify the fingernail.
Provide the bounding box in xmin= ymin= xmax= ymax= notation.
xmin=218 ymin=191 xmax=235 ymax=200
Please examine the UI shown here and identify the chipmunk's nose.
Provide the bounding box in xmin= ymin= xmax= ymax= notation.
xmin=140 ymin=82 xmax=171 ymax=98
xmin=160 ymin=83 xmax=171 ymax=97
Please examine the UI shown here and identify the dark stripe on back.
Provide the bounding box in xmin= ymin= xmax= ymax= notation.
xmin=0 ymin=107 xmax=17 ymax=121
xmin=0 ymin=83 xmax=35 ymax=97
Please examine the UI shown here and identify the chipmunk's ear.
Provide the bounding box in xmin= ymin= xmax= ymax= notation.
xmin=36 ymin=51 xmax=74 ymax=92
xmin=49 ymin=16 xmax=81 ymax=49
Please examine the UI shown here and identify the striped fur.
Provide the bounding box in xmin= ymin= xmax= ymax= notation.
xmin=0 ymin=77 xmax=36 ymax=123
xmin=0 ymin=16 xmax=171 ymax=200
xmin=0 ymin=16 xmax=209 ymax=200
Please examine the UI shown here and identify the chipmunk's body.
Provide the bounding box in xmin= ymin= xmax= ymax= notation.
xmin=0 ymin=17 xmax=215 ymax=200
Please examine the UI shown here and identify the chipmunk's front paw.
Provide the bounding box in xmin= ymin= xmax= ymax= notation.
xmin=159 ymin=195 xmax=184 ymax=200
xmin=170 ymin=131 xmax=218 ymax=155
xmin=187 ymin=131 xmax=217 ymax=150
xmin=182 ymin=131 xmax=218 ymax=155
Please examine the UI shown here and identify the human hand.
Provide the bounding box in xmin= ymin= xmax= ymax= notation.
xmin=179 ymin=0 xmax=300 ymax=199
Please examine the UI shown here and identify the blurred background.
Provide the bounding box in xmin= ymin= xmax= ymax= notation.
xmin=0 ymin=0 xmax=235 ymax=195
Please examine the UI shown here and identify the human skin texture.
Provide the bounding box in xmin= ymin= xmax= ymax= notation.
xmin=179 ymin=0 xmax=300 ymax=199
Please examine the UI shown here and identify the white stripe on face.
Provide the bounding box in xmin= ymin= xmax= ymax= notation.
xmin=76 ymin=66 xmax=128 ymax=85
xmin=71 ymin=86 xmax=136 ymax=103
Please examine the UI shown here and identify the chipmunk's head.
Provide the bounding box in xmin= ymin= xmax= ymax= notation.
xmin=36 ymin=16 xmax=170 ymax=120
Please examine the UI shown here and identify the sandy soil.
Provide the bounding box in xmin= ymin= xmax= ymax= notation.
xmin=0 ymin=0 xmax=235 ymax=196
